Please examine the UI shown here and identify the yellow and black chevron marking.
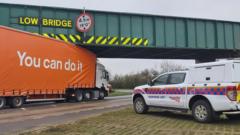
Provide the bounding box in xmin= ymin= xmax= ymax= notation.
xmin=38 ymin=33 xmax=149 ymax=46
xmin=121 ymin=37 xmax=131 ymax=45
xmin=41 ymin=33 xmax=82 ymax=43
xmin=85 ymin=36 xmax=119 ymax=45
xmin=143 ymin=39 xmax=149 ymax=46
xmin=121 ymin=37 xmax=149 ymax=46
xmin=108 ymin=36 xmax=119 ymax=45
xmin=83 ymin=36 xmax=94 ymax=44
xmin=132 ymin=38 xmax=149 ymax=46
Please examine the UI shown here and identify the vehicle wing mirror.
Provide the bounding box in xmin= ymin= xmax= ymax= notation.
xmin=148 ymin=80 xmax=154 ymax=86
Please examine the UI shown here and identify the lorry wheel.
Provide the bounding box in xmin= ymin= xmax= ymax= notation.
xmin=0 ymin=97 xmax=6 ymax=109
xmin=133 ymin=96 xmax=148 ymax=114
xmin=98 ymin=91 xmax=105 ymax=100
xmin=83 ymin=91 xmax=91 ymax=101
xmin=192 ymin=100 xmax=214 ymax=123
xmin=9 ymin=97 xmax=24 ymax=108
xmin=75 ymin=90 xmax=83 ymax=102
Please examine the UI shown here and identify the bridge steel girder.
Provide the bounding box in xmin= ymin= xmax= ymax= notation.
xmin=0 ymin=3 xmax=240 ymax=59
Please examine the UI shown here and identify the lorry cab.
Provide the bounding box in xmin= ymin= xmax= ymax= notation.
xmin=96 ymin=62 xmax=110 ymax=95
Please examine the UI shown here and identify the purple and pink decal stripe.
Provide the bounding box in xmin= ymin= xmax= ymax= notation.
xmin=187 ymin=87 xmax=226 ymax=95
xmin=144 ymin=88 xmax=186 ymax=95
xmin=134 ymin=86 xmax=227 ymax=95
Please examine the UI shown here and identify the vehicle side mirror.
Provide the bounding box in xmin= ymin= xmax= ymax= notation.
xmin=148 ymin=80 xmax=154 ymax=86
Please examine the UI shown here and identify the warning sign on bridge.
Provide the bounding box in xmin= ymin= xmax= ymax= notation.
xmin=76 ymin=13 xmax=93 ymax=32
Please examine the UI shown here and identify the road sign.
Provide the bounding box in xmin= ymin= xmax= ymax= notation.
xmin=76 ymin=13 xmax=93 ymax=32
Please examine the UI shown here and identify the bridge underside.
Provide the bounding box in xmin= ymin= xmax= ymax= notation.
xmin=80 ymin=45 xmax=240 ymax=60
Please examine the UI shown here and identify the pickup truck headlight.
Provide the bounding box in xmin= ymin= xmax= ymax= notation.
xmin=226 ymin=86 xmax=237 ymax=101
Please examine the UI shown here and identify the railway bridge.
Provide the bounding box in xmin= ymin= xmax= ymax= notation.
xmin=0 ymin=3 xmax=240 ymax=61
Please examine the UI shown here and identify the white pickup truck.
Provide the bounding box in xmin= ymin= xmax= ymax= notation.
xmin=132 ymin=60 xmax=240 ymax=122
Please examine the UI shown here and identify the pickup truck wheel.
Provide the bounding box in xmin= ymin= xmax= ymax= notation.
xmin=133 ymin=97 xmax=148 ymax=114
xmin=75 ymin=90 xmax=83 ymax=102
xmin=9 ymin=97 xmax=24 ymax=108
xmin=98 ymin=91 xmax=105 ymax=100
xmin=192 ymin=100 xmax=213 ymax=123
xmin=0 ymin=97 xmax=6 ymax=109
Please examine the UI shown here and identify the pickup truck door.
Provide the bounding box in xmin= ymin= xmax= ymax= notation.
xmin=147 ymin=74 xmax=169 ymax=106
xmin=162 ymin=73 xmax=186 ymax=108
xmin=149 ymin=73 xmax=186 ymax=108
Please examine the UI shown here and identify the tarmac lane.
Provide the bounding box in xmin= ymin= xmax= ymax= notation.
xmin=0 ymin=95 xmax=132 ymax=135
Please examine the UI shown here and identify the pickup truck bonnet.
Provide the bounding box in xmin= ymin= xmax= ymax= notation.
xmin=134 ymin=84 xmax=149 ymax=90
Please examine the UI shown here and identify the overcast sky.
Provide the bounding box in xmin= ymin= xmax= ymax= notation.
xmin=1 ymin=0 xmax=240 ymax=22
xmin=0 ymin=0 xmax=238 ymax=75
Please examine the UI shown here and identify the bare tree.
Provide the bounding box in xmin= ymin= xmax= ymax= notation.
xmin=110 ymin=61 xmax=185 ymax=89
xmin=155 ymin=61 xmax=185 ymax=74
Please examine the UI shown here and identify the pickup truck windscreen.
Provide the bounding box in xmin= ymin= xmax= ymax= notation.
xmin=153 ymin=74 xmax=168 ymax=85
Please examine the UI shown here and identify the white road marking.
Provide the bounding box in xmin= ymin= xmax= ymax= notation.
xmin=20 ymin=108 xmax=26 ymax=111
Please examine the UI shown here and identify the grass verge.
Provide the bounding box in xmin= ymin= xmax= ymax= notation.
xmin=21 ymin=108 xmax=240 ymax=135
xmin=108 ymin=90 xmax=131 ymax=97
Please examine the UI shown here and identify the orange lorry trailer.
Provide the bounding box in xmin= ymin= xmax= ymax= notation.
xmin=0 ymin=26 xmax=109 ymax=109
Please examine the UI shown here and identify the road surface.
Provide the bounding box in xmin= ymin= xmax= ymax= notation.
xmin=0 ymin=95 xmax=131 ymax=135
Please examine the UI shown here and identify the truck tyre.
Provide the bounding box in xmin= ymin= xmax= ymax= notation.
xmin=0 ymin=97 xmax=6 ymax=109
xmin=192 ymin=100 xmax=214 ymax=123
xmin=98 ymin=90 xmax=105 ymax=100
xmin=9 ymin=97 xmax=24 ymax=108
xmin=104 ymin=90 xmax=108 ymax=97
xmin=75 ymin=90 xmax=83 ymax=102
xmin=83 ymin=91 xmax=91 ymax=101
xmin=133 ymin=96 xmax=148 ymax=114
